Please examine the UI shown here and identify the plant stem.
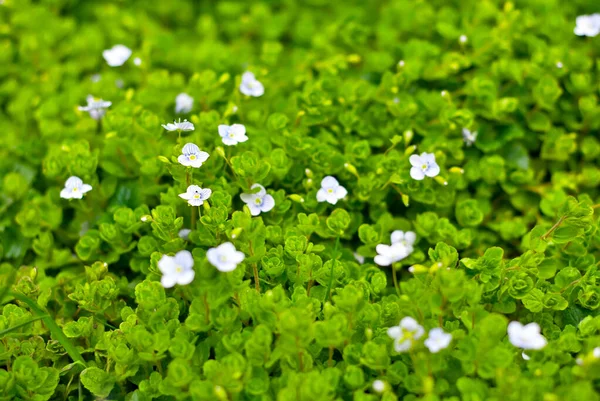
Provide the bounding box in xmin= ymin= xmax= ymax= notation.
xmin=392 ymin=265 xmax=400 ymax=296
xmin=191 ymin=206 xmax=196 ymax=230
xmin=323 ymin=236 xmax=340 ymax=303
xmin=328 ymin=346 xmax=334 ymax=367
xmin=541 ymin=216 xmax=565 ymax=240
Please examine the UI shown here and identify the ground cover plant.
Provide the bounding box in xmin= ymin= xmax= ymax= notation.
xmin=1 ymin=0 xmax=600 ymax=400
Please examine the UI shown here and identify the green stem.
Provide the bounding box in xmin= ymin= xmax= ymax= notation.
xmin=541 ymin=216 xmax=565 ymax=240
xmin=191 ymin=205 xmax=197 ymax=230
xmin=323 ymin=236 xmax=340 ymax=303
xmin=392 ymin=265 xmax=400 ymax=296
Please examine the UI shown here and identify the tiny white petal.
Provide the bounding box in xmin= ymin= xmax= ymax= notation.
xmin=175 ymin=93 xmax=194 ymax=114
xmin=207 ymin=242 xmax=245 ymax=272
xmin=372 ymin=380 xmax=385 ymax=393
xmin=103 ymin=44 xmax=132 ymax=67
xmin=507 ymin=321 xmax=547 ymax=350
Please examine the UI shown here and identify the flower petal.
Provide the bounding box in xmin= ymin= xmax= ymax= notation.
xmin=410 ymin=167 xmax=425 ymax=180
xmin=321 ymin=176 xmax=339 ymax=189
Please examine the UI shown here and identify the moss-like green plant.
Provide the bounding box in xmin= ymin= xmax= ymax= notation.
xmin=1 ymin=0 xmax=600 ymax=400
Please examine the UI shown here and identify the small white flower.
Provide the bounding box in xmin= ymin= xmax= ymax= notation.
xmin=240 ymin=184 xmax=275 ymax=216
xmin=178 ymin=143 xmax=210 ymax=168
xmin=60 ymin=176 xmax=92 ymax=199
xmin=175 ymin=93 xmax=194 ymax=114
xmin=207 ymin=242 xmax=245 ymax=272
xmin=141 ymin=216 xmax=148 ymax=222
xmin=103 ymin=44 xmax=132 ymax=67
xmin=162 ymin=119 xmax=195 ymax=132
xmin=462 ymin=128 xmax=477 ymax=146
xmin=391 ymin=230 xmax=416 ymax=248
xmin=90 ymin=74 xmax=101 ymax=83
xmin=374 ymin=243 xmax=410 ymax=266
xmin=556 ymin=61 xmax=563 ymax=69
xmin=133 ymin=57 xmax=142 ymax=66
xmin=507 ymin=321 xmax=547 ymax=350
xmin=409 ymin=152 xmax=440 ymax=180
xmin=239 ymin=71 xmax=264 ymax=97
xmin=353 ymin=253 xmax=365 ymax=264
xmin=459 ymin=34 xmax=468 ymax=43
xmin=158 ymin=250 xmax=195 ymax=288
xmin=398 ymin=60 xmax=405 ymax=67
xmin=576 ymin=357 xmax=584 ymax=366
xmin=387 ymin=317 xmax=425 ymax=353
xmin=424 ymin=328 xmax=452 ymax=353
xmin=594 ymin=347 xmax=600 ymax=359
xmin=178 ymin=229 xmax=191 ymax=240
xmin=522 ymin=352 xmax=530 ymax=361
xmin=218 ymin=124 xmax=248 ymax=146
xmin=372 ymin=380 xmax=385 ymax=393
xmin=441 ymin=90 xmax=448 ymax=97
xmin=316 ymin=176 xmax=347 ymax=205
xmin=574 ymin=14 xmax=600 ymax=37
xmin=78 ymin=95 xmax=111 ymax=120
xmin=115 ymin=79 xmax=124 ymax=89
xmin=179 ymin=185 xmax=212 ymax=206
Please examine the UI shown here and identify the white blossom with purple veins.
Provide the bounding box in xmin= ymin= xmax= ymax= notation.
xmin=462 ymin=128 xmax=477 ymax=146
xmin=175 ymin=93 xmax=194 ymax=114
xmin=78 ymin=95 xmax=111 ymax=120
xmin=218 ymin=124 xmax=248 ymax=146
xmin=60 ymin=176 xmax=92 ymax=199
xmin=316 ymin=176 xmax=347 ymax=205
xmin=409 ymin=152 xmax=440 ymax=180
xmin=424 ymin=328 xmax=452 ymax=353
xmin=574 ymin=14 xmax=600 ymax=37
xmin=240 ymin=184 xmax=275 ymax=216
xmin=178 ymin=143 xmax=210 ymax=168
xmin=102 ymin=44 xmax=132 ymax=67
xmin=507 ymin=321 xmax=547 ymax=350
xmin=207 ymin=242 xmax=245 ymax=272
xmin=179 ymin=185 xmax=212 ymax=206
xmin=158 ymin=250 xmax=195 ymax=288
xmin=387 ymin=317 xmax=425 ymax=353
xmin=162 ymin=119 xmax=195 ymax=132
xmin=239 ymin=71 xmax=264 ymax=97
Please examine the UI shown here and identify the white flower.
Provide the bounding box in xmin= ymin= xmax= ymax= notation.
xmin=507 ymin=321 xmax=547 ymax=350
xmin=133 ymin=57 xmax=142 ymax=66
xmin=218 ymin=124 xmax=248 ymax=146
xmin=522 ymin=352 xmax=530 ymax=361
xmin=459 ymin=34 xmax=468 ymax=43
xmin=374 ymin=242 xmax=410 ymax=266
xmin=391 ymin=230 xmax=416 ymax=248
xmin=178 ymin=229 xmax=191 ymax=240
xmin=90 ymin=74 xmax=101 ymax=83
xmin=207 ymin=242 xmax=245 ymax=272
xmin=576 ymin=357 xmax=584 ymax=366
xmin=78 ymin=95 xmax=111 ymax=120
xmin=462 ymin=128 xmax=477 ymax=146
xmin=353 ymin=253 xmax=365 ymax=264
xmin=178 ymin=143 xmax=210 ymax=168
xmin=239 ymin=72 xmax=264 ymax=97
xmin=556 ymin=61 xmax=563 ymax=69
xmin=60 ymin=176 xmax=92 ymax=199
xmin=158 ymin=250 xmax=195 ymax=288
xmin=175 ymin=93 xmax=194 ymax=114
xmin=102 ymin=44 xmax=132 ymax=67
xmin=387 ymin=317 xmax=425 ymax=353
xmin=240 ymin=184 xmax=275 ymax=216
xmin=424 ymin=328 xmax=452 ymax=353
xmin=179 ymin=185 xmax=212 ymax=206
xmin=115 ymin=79 xmax=124 ymax=89
xmin=574 ymin=14 xmax=600 ymax=37
xmin=162 ymin=119 xmax=195 ymax=132
xmin=594 ymin=347 xmax=600 ymax=359
xmin=372 ymin=380 xmax=385 ymax=393
xmin=398 ymin=60 xmax=405 ymax=67
xmin=409 ymin=152 xmax=440 ymax=180
xmin=316 ymin=176 xmax=347 ymax=205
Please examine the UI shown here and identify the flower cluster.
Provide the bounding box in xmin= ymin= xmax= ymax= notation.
xmin=387 ymin=317 xmax=452 ymax=353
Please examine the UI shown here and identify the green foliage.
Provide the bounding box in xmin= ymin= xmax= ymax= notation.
xmin=1 ymin=0 xmax=600 ymax=400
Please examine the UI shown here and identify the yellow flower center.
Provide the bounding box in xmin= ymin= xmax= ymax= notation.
xmin=175 ymin=266 xmax=182 ymax=273
xmin=421 ymin=164 xmax=427 ymax=170
xmin=327 ymin=189 xmax=334 ymax=193
xmin=229 ymin=133 xmax=235 ymax=138
xmin=193 ymin=194 xmax=200 ymax=199
xmin=72 ymin=187 xmax=78 ymax=192
xmin=190 ymin=155 xmax=196 ymax=160
xmin=254 ymin=198 xmax=262 ymax=205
